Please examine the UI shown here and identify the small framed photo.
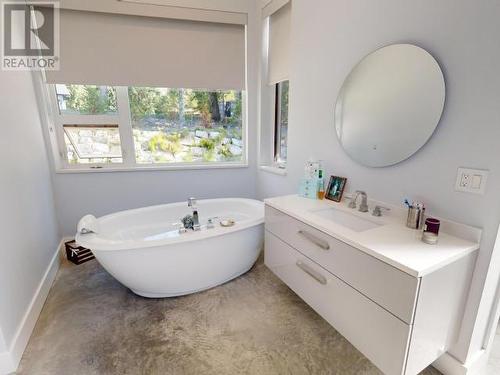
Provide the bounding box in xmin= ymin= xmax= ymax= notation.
xmin=325 ymin=176 xmax=347 ymax=202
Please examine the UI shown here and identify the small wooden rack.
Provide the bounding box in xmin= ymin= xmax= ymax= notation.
xmin=65 ymin=240 xmax=95 ymax=265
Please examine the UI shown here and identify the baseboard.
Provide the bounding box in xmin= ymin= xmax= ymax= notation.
xmin=0 ymin=240 xmax=63 ymax=375
xmin=59 ymin=236 xmax=73 ymax=256
xmin=433 ymin=350 xmax=487 ymax=375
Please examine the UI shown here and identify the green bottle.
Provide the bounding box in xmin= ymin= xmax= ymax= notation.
xmin=317 ymin=169 xmax=325 ymax=200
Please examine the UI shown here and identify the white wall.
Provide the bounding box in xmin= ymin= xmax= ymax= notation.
xmin=0 ymin=67 xmax=60 ymax=357
xmin=257 ymin=0 xmax=500 ymax=365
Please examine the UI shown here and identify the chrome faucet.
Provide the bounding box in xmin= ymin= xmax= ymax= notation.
xmin=188 ymin=197 xmax=200 ymax=231
xmin=372 ymin=205 xmax=390 ymax=217
xmin=348 ymin=191 xmax=369 ymax=212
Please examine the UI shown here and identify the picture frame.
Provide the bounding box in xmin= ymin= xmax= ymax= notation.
xmin=325 ymin=175 xmax=347 ymax=202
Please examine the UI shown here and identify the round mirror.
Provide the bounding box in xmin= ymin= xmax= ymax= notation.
xmin=335 ymin=44 xmax=445 ymax=167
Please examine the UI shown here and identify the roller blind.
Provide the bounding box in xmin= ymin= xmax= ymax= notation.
xmin=46 ymin=10 xmax=246 ymax=90
xmin=268 ymin=2 xmax=290 ymax=85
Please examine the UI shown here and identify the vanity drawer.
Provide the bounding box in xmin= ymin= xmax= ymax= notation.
xmin=265 ymin=231 xmax=411 ymax=375
xmin=265 ymin=205 xmax=419 ymax=324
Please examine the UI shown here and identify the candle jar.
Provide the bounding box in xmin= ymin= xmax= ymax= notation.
xmin=424 ymin=218 xmax=440 ymax=235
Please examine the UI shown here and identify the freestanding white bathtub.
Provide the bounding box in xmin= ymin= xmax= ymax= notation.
xmin=75 ymin=198 xmax=264 ymax=298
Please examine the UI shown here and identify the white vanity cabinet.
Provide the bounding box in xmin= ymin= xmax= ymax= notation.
xmin=264 ymin=196 xmax=480 ymax=375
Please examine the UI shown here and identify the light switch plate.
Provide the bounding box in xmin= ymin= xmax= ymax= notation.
xmin=455 ymin=167 xmax=488 ymax=195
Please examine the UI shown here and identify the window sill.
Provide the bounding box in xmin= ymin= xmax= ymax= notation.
xmin=55 ymin=162 xmax=249 ymax=174
xmin=259 ymin=165 xmax=287 ymax=176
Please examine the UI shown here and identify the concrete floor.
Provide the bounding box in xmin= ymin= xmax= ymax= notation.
xmin=17 ymin=256 xmax=442 ymax=375
xmin=485 ymin=323 xmax=500 ymax=375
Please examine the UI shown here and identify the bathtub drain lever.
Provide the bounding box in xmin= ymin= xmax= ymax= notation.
xmin=207 ymin=217 xmax=219 ymax=229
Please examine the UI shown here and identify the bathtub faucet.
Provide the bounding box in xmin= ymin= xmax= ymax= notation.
xmin=188 ymin=197 xmax=201 ymax=231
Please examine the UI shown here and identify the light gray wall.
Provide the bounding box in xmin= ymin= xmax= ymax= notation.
xmin=0 ymin=68 xmax=60 ymax=348
xmin=257 ymin=0 xmax=500 ymax=362
xmin=54 ymin=167 xmax=257 ymax=235
xmin=51 ymin=1 xmax=260 ymax=236
xmin=0 ymin=329 xmax=6 ymax=353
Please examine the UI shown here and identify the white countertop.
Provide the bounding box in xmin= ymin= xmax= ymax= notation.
xmin=264 ymin=195 xmax=480 ymax=277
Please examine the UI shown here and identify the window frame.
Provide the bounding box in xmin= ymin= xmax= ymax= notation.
xmin=45 ymin=84 xmax=248 ymax=172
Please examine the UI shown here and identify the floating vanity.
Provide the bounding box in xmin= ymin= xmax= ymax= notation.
xmin=264 ymin=195 xmax=480 ymax=375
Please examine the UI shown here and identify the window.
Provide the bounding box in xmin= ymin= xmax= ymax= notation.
xmin=52 ymin=84 xmax=123 ymax=165
xmin=274 ymin=80 xmax=289 ymax=165
xmin=128 ymin=87 xmax=243 ymax=164
xmin=55 ymin=84 xmax=117 ymax=115
xmin=63 ymin=125 xmax=123 ymax=164
xmin=43 ymin=10 xmax=246 ymax=171
xmin=49 ymin=84 xmax=245 ymax=169
xmin=262 ymin=1 xmax=290 ymax=170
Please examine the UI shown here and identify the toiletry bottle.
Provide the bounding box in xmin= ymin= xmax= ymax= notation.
xmin=317 ymin=169 xmax=325 ymax=200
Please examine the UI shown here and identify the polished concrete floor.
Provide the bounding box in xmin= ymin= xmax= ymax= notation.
xmin=17 ymin=256 xmax=442 ymax=375
xmin=486 ymin=323 xmax=500 ymax=375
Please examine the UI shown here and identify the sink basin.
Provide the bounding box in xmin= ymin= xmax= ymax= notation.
xmin=311 ymin=208 xmax=382 ymax=232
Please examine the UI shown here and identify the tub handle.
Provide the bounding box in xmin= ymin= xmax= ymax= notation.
xmin=297 ymin=230 xmax=330 ymax=250
xmin=296 ymin=261 xmax=327 ymax=285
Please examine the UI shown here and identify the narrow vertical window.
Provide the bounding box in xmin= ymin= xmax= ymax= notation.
xmin=266 ymin=1 xmax=291 ymax=169
xmin=274 ymin=80 xmax=289 ymax=166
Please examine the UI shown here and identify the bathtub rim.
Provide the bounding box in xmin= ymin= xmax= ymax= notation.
xmin=75 ymin=198 xmax=264 ymax=252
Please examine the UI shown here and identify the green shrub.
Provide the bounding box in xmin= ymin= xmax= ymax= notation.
xmin=148 ymin=133 xmax=182 ymax=157
xmin=202 ymin=149 xmax=216 ymax=162
xmin=182 ymin=150 xmax=194 ymax=162
xmin=219 ymin=145 xmax=232 ymax=158
xmin=199 ymin=138 xmax=215 ymax=151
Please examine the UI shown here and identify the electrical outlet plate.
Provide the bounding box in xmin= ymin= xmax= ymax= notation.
xmin=455 ymin=167 xmax=488 ymax=195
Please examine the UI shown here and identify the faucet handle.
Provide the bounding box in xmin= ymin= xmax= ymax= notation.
xmin=188 ymin=197 xmax=197 ymax=208
xmin=174 ymin=222 xmax=188 ymax=234
xmin=372 ymin=205 xmax=390 ymax=217
xmin=355 ymin=191 xmax=369 ymax=213
xmin=345 ymin=194 xmax=357 ymax=209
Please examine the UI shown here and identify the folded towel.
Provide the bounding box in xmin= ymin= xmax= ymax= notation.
xmin=77 ymin=214 xmax=100 ymax=234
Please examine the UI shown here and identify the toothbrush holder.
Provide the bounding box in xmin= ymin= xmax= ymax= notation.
xmin=406 ymin=207 xmax=425 ymax=230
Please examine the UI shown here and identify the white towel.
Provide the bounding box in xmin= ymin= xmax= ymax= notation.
xmin=77 ymin=214 xmax=100 ymax=234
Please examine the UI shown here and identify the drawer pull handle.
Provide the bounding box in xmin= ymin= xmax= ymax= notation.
xmin=298 ymin=230 xmax=330 ymax=250
xmin=296 ymin=261 xmax=328 ymax=285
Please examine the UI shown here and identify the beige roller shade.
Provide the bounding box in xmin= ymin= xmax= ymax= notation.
xmin=46 ymin=10 xmax=246 ymax=90
xmin=268 ymin=2 xmax=290 ymax=85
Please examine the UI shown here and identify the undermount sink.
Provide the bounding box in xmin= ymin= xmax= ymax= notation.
xmin=311 ymin=208 xmax=383 ymax=232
